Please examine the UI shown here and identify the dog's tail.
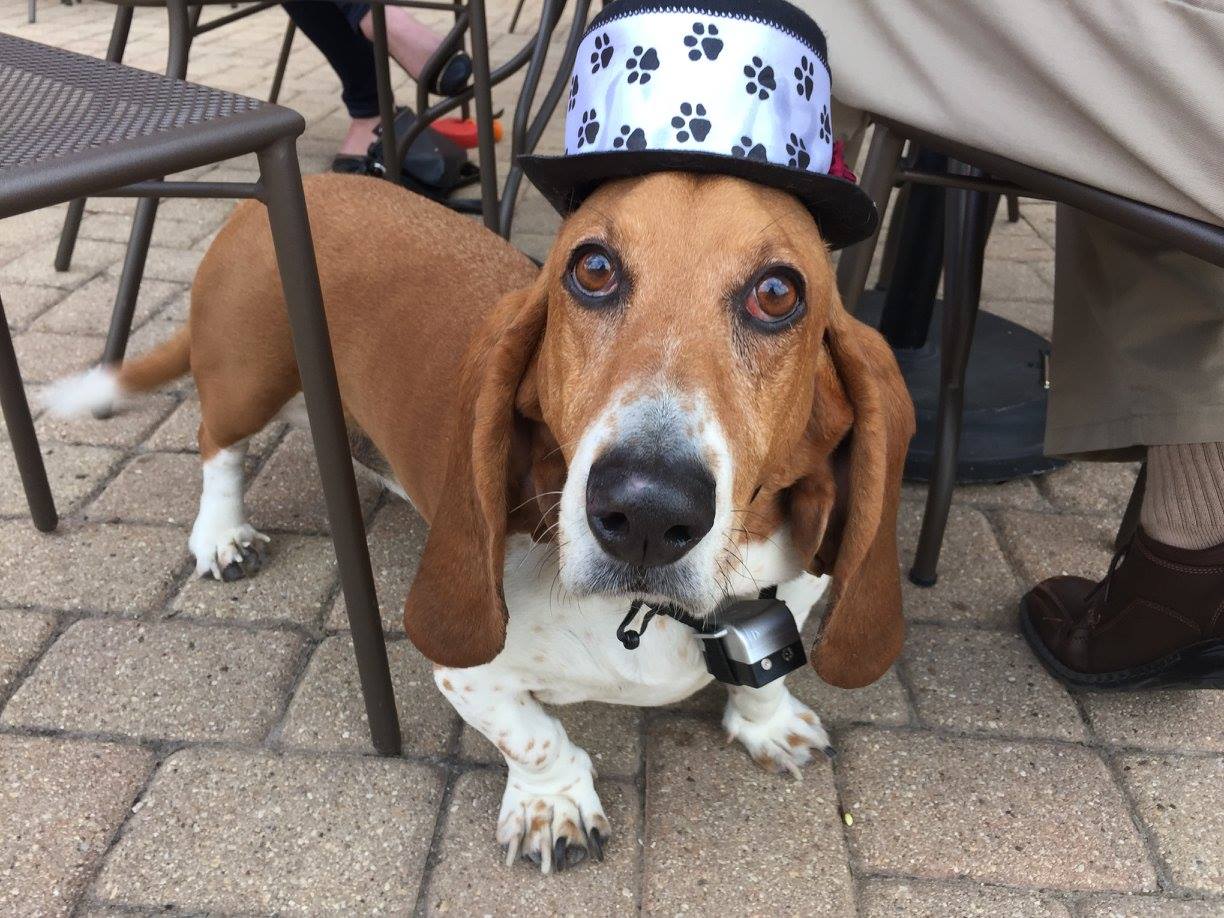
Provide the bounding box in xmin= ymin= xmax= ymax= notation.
xmin=42 ymin=327 xmax=191 ymax=418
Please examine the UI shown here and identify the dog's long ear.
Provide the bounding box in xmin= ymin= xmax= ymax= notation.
xmin=404 ymin=279 xmax=548 ymax=668
xmin=806 ymin=307 xmax=915 ymax=688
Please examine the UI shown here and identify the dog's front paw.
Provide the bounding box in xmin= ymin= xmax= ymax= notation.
xmin=724 ymin=691 xmax=831 ymax=779
xmin=497 ymin=749 xmax=610 ymax=874
xmin=189 ymin=523 xmax=269 ymax=581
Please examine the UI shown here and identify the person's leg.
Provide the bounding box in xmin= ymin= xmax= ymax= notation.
xmin=1021 ymin=208 xmax=1224 ymax=689
xmin=282 ymin=2 xmax=381 ymax=157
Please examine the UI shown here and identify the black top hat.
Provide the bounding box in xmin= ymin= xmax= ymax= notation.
xmin=518 ymin=0 xmax=877 ymax=248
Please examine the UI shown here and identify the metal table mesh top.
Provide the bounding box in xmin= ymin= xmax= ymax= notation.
xmin=0 ymin=33 xmax=263 ymax=171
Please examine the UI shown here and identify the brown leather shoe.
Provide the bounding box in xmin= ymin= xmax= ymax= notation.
xmin=1020 ymin=527 xmax=1224 ymax=689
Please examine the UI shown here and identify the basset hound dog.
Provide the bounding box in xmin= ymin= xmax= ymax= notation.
xmin=46 ymin=170 xmax=913 ymax=872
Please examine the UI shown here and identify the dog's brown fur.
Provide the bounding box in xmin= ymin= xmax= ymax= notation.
xmin=116 ymin=172 xmax=913 ymax=688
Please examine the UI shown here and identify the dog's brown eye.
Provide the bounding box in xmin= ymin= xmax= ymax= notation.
xmin=571 ymin=246 xmax=618 ymax=297
xmin=746 ymin=272 xmax=800 ymax=321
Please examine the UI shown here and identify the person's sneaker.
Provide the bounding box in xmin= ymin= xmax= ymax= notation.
xmin=1020 ymin=527 xmax=1224 ymax=689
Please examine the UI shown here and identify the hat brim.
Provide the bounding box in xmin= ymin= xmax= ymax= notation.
xmin=518 ymin=148 xmax=878 ymax=250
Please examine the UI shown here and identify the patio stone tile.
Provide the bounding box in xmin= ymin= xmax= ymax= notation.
xmin=280 ymin=636 xmax=458 ymax=756
xmin=2 ymin=284 xmax=64 ymax=329
xmin=2 ymin=619 xmax=303 ymax=743
xmin=145 ymin=397 xmax=285 ymax=457
xmin=839 ymin=730 xmax=1156 ymax=891
xmin=106 ymin=246 xmax=200 ymax=285
xmin=460 ymin=701 xmax=641 ymax=778
xmin=0 ymin=442 xmax=122 ymax=517
xmin=424 ymin=770 xmax=639 ymax=915
xmin=12 ymin=332 xmax=100 ymax=383
xmin=858 ymin=878 xmax=1073 ymax=917
xmin=246 ymin=430 xmax=382 ymax=533
xmin=0 ymin=609 xmax=56 ymax=699
xmin=93 ymin=748 xmax=442 ymax=915
xmin=35 ymin=393 xmax=179 ymax=449
xmin=0 ymin=239 xmax=127 ymax=288
xmin=0 ymin=520 xmax=185 ymax=613
xmin=897 ymin=502 xmax=1022 ymax=628
xmin=904 ymin=475 xmax=1051 ymax=512
xmin=904 ymin=624 xmax=1085 ymax=741
xmin=85 ymin=451 xmax=201 ymax=526
xmin=0 ymin=208 xmax=70 ymax=248
xmin=982 ymin=298 xmax=1054 ymax=339
xmin=0 ymin=735 xmax=153 ymax=918
xmin=1040 ymin=462 xmax=1142 ymax=518
xmin=1079 ymin=895 xmax=1224 ymax=917
xmin=996 ymin=511 xmax=1115 ymax=585
xmin=30 ymin=276 xmax=183 ymax=336
xmin=1081 ymin=691 xmax=1224 ymax=754
xmin=673 ymin=663 xmax=911 ymax=730
xmin=80 ymin=213 xmax=212 ymax=250
xmin=1118 ymin=754 xmax=1224 ymax=894
xmin=643 ymin=716 xmax=854 ymax=916
xmin=980 ymin=260 xmax=1052 ymax=303
xmin=984 ymin=229 xmax=1055 ymax=261
xmin=169 ymin=534 xmax=336 ymax=626
xmin=326 ymin=498 xmax=427 ymax=632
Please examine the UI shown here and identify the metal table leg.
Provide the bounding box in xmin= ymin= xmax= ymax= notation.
xmin=835 ymin=124 xmax=905 ymax=314
xmin=466 ymin=0 xmax=500 ymax=232
xmin=257 ymin=137 xmax=402 ymax=757
xmin=370 ymin=7 xmax=402 ymax=184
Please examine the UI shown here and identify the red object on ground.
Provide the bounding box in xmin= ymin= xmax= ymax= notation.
xmin=433 ymin=117 xmax=503 ymax=148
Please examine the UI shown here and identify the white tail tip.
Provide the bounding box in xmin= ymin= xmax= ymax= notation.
xmin=41 ymin=366 xmax=124 ymax=418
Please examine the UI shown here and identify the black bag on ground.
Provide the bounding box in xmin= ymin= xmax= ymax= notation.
xmin=367 ymin=107 xmax=480 ymax=206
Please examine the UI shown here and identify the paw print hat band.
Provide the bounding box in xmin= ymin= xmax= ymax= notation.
xmin=518 ymin=0 xmax=877 ymax=248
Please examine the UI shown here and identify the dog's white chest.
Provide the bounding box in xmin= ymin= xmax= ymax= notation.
xmin=496 ymin=534 xmax=826 ymax=707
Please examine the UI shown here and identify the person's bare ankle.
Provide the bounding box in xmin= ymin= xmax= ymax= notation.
xmin=338 ymin=116 xmax=380 ymax=157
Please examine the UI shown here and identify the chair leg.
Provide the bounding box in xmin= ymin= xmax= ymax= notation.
xmin=1115 ymin=460 xmax=1147 ymax=552
xmin=0 ymin=294 xmax=57 ymax=532
xmin=96 ymin=196 xmax=159 ymax=386
xmin=910 ymin=164 xmax=991 ymax=586
xmin=269 ymin=19 xmax=296 ymax=104
xmin=835 ymin=124 xmax=905 ymax=314
xmin=257 ymin=137 xmax=402 ymax=757
xmin=369 ymin=8 xmax=402 ymax=184
xmin=1006 ymin=193 xmax=1021 ymax=223
xmin=466 ymin=0 xmax=501 ymax=233
xmin=28 ymin=0 xmax=35 ymax=25
xmin=508 ymin=0 xmax=528 ymax=33
xmin=56 ymin=4 xmax=133 ymax=273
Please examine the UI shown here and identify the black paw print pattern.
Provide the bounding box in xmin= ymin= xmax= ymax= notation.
xmin=625 ymin=45 xmax=660 ymax=84
xmin=683 ymin=22 xmax=723 ymax=61
xmin=818 ymin=105 xmax=831 ymax=143
xmin=731 ymin=135 xmax=768 ymax=162
xmin=590 ymin=33 xmax=614 ymax=73
xmin=794 ymin=55 xmax=815 ymax=100
xmin=576 ymin=108 xmax=600 ymax=149
xmin=742 ymin=56 xmax=776 ymax=100
xmin=612 ymin=124 xmax=649 ymax=151
xmin=670 ymin=102 xmax=711 ymax=142
xmin=785 ymin=133 xmax=810 ymax=169
xmin=567 ymin=75 xmax=578 ymax=111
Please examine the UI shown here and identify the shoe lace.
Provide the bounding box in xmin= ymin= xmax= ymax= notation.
xmin=1083 ymin=539 xmax=1130 ymax=627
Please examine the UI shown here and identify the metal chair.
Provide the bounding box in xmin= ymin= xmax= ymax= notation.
xmin=836 ymin=117 xmax=1224 ymax=586
xmin=51 ymin=0 xmax=587 ymax=374
xmin=0 ymin=33 xmax=401 ymax=757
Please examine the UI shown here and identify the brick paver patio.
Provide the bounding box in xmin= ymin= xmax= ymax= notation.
xmin=2 ymin=3 xmax=1221 ymax=915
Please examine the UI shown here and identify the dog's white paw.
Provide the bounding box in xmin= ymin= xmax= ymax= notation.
xmin=724 ymin=692 xmax=831 ymax=780
xmin=497 ymin=749 xmax=610 ymax=874
xmin=189 ymin=522 xmax=269 ymax=581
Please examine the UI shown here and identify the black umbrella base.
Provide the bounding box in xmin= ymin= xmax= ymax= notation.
xmin=858 ymin=290 xmax=1066 ymax=484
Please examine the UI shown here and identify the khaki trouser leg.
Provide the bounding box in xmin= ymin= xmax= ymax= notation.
xmin=1046 ymin=206 xmax=1224 ymax=459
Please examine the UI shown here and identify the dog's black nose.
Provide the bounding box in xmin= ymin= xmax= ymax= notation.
xmin=585 ymin=447 xmax=716 ymax=567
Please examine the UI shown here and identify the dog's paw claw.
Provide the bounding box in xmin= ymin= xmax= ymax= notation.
xmin=496 ymin=752 xmax=608 ymax=874
xmin=191 ymin=524 xmax=269 ymax=582
xmin=724 ymin=692 xmax=830 ymax=779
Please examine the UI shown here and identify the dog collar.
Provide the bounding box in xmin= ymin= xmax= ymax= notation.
xmin=616 ymin=585 xmax=806 ymax=687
